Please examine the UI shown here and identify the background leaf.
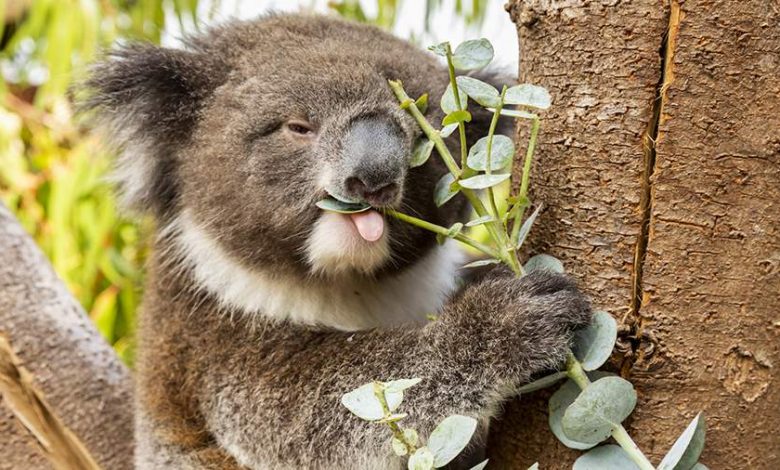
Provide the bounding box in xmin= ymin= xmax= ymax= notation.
xmin=456 ymin=76 xmax=500 ymax=107
xmin=459 ymin=173 xmax=510 ymax=189
xmin=467 ymin=135 xmax=515 ymax=171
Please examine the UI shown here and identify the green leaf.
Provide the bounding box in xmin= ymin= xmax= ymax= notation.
xmin=549 ymin=379 xmax=598 ymax=450
xmin=467 ymin=135 xmax=515 ymax=171
xmin=340 ymin=382 xmax=384 ymax=421
xmin=573 ymin=311 xmax=618 ymax=371
xmin=657 ymin=413 xmax=707 ymax=470
xmin=491 ymin=108 xmax=538 ymax=119
xmin=447 ymin=222 xmax=464 ymax=238
xmin=316 ymin=198 xmax=371 ymax=214
xmin=415 ymin=93 xmax=429 ymax=114
xmin=459 ymin=173 xmax=510 ymax=189
xmin=384 ymin=378 xmax=422 ymax=394
xmin=514 ymin=204 xmax=542 ymax=248
xmin=403 ymin=428 xmax=419 ymax=446
xmin=428 ymin=42 xmax=449 ymax=56
xmin=441 ymin=83 xmax=468 ymax=113
xmin=562 ymin=377 xmax=637 ymax=445
xmin=411 ymin=138 xmax=435 ymax=168
xmin=451 ymin=38 xmax=494 ymax=70
xmin=465 ymin=215 xmax=495 ymax=227
xmin=442 ymin=110 xmax=472 ymax=126
xmin=456 ymin=76 xmax=501 ymax=107
xmin=462 ymin=259 xmax=501 ymax=269
xmin=505 ymin=84 xmax=552 ymax=109
xmin=440 ymin=123 xmax=459 ymax=138
xmin=573 ymin=445 xmax=641 ymax=470
xmin=524 ymin=254 xmax=564 ymax=273
xmin=517 ymin=371 xmax=568 ymax=394
xmin=428 ymin=415 xmax=478 ymax=467
xmin=392 ymin=437 xmax=408 ymax=456
xmin=408 ymin=447 xmax=435 ymax=470
xmin=470 ymin=460 xmax=490 ymax=470
xmin=434 ymin=173 xmax=459 ymax=207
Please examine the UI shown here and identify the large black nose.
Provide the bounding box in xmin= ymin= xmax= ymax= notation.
xmin=341 ymin=116 xmax=405 ymax=207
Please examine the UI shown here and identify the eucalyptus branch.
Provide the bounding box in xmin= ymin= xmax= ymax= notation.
xmin=510 ymin=117 xmax=540 ymax=243
xmin=445 ymin=44 xmax=470 ymax=171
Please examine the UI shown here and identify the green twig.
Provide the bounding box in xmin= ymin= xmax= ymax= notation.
xmin=511 ymin=117 xmax=540 ymax=243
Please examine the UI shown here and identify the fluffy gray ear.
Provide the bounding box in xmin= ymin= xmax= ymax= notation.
xmin=80 ymin=43 xmax=228 ymax=216
xmin=462 ymin=69 xmax=518 ymax=145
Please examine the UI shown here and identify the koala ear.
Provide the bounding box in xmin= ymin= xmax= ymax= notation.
xmin=80 ymin=43 xmax=227 ymax=216
xmin=461 ymin=69 xmax=517 ymax=147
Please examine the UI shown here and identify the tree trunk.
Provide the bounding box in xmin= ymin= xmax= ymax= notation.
xmin=489 ymin=1 xmax=780 ymax=468
xmin=0 ymin=203 xmax=134 ymax=469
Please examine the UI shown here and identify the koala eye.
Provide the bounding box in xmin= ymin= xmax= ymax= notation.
xmin=284 ymin=120 xmax=316 ymax=137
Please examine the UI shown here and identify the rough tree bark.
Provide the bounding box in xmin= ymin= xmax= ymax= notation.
xmin=489 ymin=1 xmax=779 ymax=468
xmin=0 ymin=203 xmax=134 ymax=469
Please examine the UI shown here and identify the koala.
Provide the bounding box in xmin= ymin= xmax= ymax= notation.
xmin=83 ymin=13 xmax=591 ymax=470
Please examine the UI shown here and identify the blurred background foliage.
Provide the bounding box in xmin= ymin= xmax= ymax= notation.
xmin=0 ymin=0 xmax=492 ymax=365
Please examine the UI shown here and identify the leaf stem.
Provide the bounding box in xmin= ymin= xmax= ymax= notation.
xmin=445 ymin=44 xmax=470 ymax=171
xmin=511 ymin=117 xmax=540 ymax=243
xmin=385 ymin=209 xmax=503 ymax=261
xmin=565 ymin=353 xmax=655 ymax=470
xmin=484 ymin=86 xmax=508 ymax=225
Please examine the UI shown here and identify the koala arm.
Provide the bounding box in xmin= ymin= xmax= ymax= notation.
xmin=194 ymin=270 xmax=590 ymax=468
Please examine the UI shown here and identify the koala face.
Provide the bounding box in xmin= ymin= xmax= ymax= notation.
xmin=85 ymin=14 xmax=508 ymax=285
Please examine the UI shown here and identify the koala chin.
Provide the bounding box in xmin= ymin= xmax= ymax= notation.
xmin=84 ymin=12 xmax=591 ymax=470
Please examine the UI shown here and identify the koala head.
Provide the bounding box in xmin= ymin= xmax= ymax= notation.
xmin=84 ymin=14 xmax=512 ymax=320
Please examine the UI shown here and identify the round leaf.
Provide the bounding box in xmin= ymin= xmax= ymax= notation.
xmin=657 ymin=413 xmax=706 ymax=470
xmin=428 ymin=42 xmax=449 ymax=57
xmin=562 ymin=377 xmax=637 ymax=445
xmin=573 ymin=445 xmax=641 ymax=470
xmin=467 ymin=135 xmax=515 ymax=171
xmin=408 ymin=447 xmax=435 ymax=470
xmin=456 ymin=76 xmax=500 ymax=107
xmin=403 ymin=428 xmax=419 ymax=446
xmin=517 ymin=371 xmax=567 ymax=394
xmin=340 ymin=382 xmax=384 ymax=421
xmin=573 ymin=311 xmax=618 ymax=371
xmin=442 ymin=110 xmax=472 ymax=126
xmin=392 ymin=437 xmax=408 ymax=456
xmin=411 ymin=138 xmax=435 ymax=168
xmin=427 ymin=415 xmax=478 ymax=467
xmin=451 ymin=38 xmax=494 ymax=70
xmin=441 ymin=83 xmax=468 ymax=114
xmin=316 ymin=198 xmax=371 ymax=214
xmin=434 ymin=173 xmax=459 ymax=207
xmin=524 ymin=254 xmax=564 ymax=273
xmin=549 ymin=379 xmax=598 ymax=450
xmin=459 ymin=173 xmax=510 ymax=189
xmin=505 ymin=84 xmax=552 ymax=109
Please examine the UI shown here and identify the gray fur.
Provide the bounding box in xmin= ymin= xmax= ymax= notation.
xmin=82 ymin=13 xmax=591 ymax=469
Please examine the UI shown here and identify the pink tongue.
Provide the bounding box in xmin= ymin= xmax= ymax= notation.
xmin=349 ymin=210 xmax=385 ymax=242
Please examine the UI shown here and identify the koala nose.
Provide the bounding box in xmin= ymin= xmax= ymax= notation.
xmin=345 ymin=177 xmax=400 ymax=207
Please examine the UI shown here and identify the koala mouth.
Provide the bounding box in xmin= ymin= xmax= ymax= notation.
xmin=348 ymin=210 xmax=384 ymax=242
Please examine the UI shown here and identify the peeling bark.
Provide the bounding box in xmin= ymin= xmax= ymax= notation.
xmin=0 ymin=203 xmax=134 ymax=470
xmin=491 ymin=1 xmax=780 ymax=468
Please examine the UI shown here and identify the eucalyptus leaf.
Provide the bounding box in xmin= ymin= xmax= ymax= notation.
xmin=465 ymin=215 xmax=495 ymax=227
xmin=392 ymin=437 xmax=408 ymax=456
xmin=657 ymin=413 xmax=706 ymax=470
xmin=462 ymin=259 xmax=501 ymax=269
xmin=411 ymin=138 xmax=435 ymax=168
xmin=428 ymin=42 xmax=449 ymax=57
xmin=470 ymin=460 xmax=489 ymax=470
xmin=415 ymin=93 xmax=429 ymax=114
xmin=514 ymin=204 xmax=542 ymax=248
xmin=340 ymin=382 xmax=384 ymax=421
xmin=316 ymin=198 xmax=371 ymax=214
xmin=403 ymin=428 xmax=419 ymax=446
xmin=440 ymin=123 xmax=459 ymax=138
xmin=384 ymin=378 xmax=422 ymax=393
xmin=442 ymin=110 xmax=472 ymax=126
xmin=562 ymin=377 xmax=637 ymax=445
xmin=524 ymin=254 xmax=564 ymax=273
xmin=447 ymin=223 xmax=464 ymax=238
xmin=408 ymin=447 xmax=435 ymax=470
xmin=459 ymin=173 xmax=510 ymax=189
xmin=456 ymin=76 xmax=500 ymax=107
xmin=467 ymin=135 xmax=515 ymax=171
xmin=573 ymin=311 xmax=618 ymax=371
xmin=434 ymin=173 xmax=459 ymax=207
xmin=505 ymin=84 xmax=552 ymax=109
xmin=490 ymin=108 xmax=537 ymax=120
xmin=517 ymin=371 xmax=567 ymax=394
xmin=573 ymin=445 xmax=640 ymax=470
xmin=527 ymin=464 xmax=539 ymax=470
xmin=428 ymin=415 xmax=478 ymax=467
xmin=451 ymin=38 xmax=494 ymax=70
xmin=549 ymin=379 xmax=598 ymax=450
xmin=691 ymin=464 xmax=709 ymax=470
xmin=441 ymin=83 xmax=468 ymax=113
